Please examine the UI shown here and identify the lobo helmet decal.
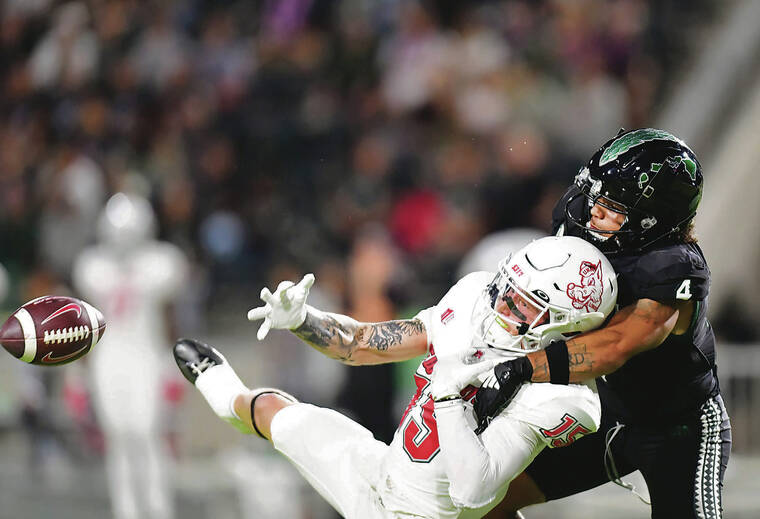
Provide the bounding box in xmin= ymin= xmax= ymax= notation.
xmin=566 ymin=260 xmax=604 ymax=312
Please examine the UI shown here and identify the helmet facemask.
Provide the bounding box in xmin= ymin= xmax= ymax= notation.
xmin=472 ymin=236 xmax=618 ymax=354
xmin=473 ymin=260 xmax=579 ymax=354
xmin=565 ymin=167 xmax=673 ymax=255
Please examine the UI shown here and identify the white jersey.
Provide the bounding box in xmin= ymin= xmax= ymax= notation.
xmin=272 ymin=272 xmax=601 ymax=518
xmin=379 ymin=272 xmax=600 ymax=517
xmin=72 ymin=240 xmax=188 ymax=432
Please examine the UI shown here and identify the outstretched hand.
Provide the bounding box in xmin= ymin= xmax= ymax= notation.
xmin=247 ymin=273 xmax=315 ymax=340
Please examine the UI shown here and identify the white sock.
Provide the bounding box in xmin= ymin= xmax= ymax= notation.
xmin=194 ymin=362 xmax=252 ymax=434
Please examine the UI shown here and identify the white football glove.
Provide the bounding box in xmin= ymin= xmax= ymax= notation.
xmin=430 ymin=348 xmax=500 ymax=402
xmin=247 ymin=273 xmax=315 ymax=340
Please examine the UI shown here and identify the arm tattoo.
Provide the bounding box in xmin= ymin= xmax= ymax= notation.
xmin=362 ymin=320 xmax=425 ymax=351
xmin=295 ymin=313 xmax=348 ymax=349
xmin=294 ymin=313 xmax=425 ymax=364
xmin=294 ymin=312 xmax=358 ymax=362
xmin=529 ymin=343 xmax=596 ymax=383
xmin=567 ymin=343 xmax=596 ymax=379
xmin=530 ymin=354 xmax=549 ymax=382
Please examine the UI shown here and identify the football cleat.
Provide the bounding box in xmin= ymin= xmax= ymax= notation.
xmin=173 ymin=338 xmax=226 ymax=385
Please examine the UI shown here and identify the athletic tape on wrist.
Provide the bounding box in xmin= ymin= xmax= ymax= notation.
xmin=434 ymin=395 xmax=462 ymax=404
xmin=545 ymin=340 xmax=570 ymax=385
xmin=434 ymin=397 xmax=462 ymax=408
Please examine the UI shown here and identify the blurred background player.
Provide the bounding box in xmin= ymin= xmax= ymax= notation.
xmin=72 ymin=192 xmax=189 ymax=519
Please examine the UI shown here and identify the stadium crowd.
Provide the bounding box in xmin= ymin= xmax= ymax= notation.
xmin=0 ymin=0 xmax=718 ymax=312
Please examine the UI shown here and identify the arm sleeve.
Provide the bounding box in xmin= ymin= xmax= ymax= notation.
xmin=434 ymin=401 xmax=539 ymax=510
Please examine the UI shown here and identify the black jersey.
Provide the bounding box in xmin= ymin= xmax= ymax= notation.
xmin=552 ymin=186 xmax=719 ymax=423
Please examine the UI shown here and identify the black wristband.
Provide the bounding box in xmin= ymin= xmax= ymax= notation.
xmin=545 ymin=340 xmax=570 ymax=385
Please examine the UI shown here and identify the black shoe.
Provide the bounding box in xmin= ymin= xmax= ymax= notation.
xmin=173 ymin=338 xmax=226 ymax=384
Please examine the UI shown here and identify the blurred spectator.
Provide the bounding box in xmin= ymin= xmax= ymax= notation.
xmin=28 ymin=2 xmax=99 ymax=91
xmin=337 ymin=225 xmax=407 ymax=443
xmin=129 ymin=7 xmax=190 ymax=91
xmin=36 ymin=137 xmax=105 ymax=280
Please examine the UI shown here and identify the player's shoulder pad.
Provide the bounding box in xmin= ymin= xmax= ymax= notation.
xmin=415 ymin=272 xmax=491 ymax=338
xmin=437 ymin=271 xmax=492 ymax=307
xmin=72 ymin=245 xmax=113 ymax=273
xmin=454 ymin=271 xmax=494 ymax=291
xmin=618 ymin=243 xmax=710 ymax=302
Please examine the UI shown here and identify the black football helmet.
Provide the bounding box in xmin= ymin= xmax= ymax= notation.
xmin=562 ymin=128 xmax=703 ymax=255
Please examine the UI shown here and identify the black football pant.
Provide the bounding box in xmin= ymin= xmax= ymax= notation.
xmin=524 ymin=394 xmax=731 ymax=518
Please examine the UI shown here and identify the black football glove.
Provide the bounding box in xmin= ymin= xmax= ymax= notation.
xmin=474 ymin=356 xmax=533 ymax=434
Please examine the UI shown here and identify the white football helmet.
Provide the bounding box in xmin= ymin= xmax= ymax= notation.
xmin=472 ymin=236 xmax=618 ymax=354
xmin=96 ymin=192 xmax=157 ymax=251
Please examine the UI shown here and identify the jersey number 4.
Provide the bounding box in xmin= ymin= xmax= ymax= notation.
xmin=676 ymin=279 xmax=692 ymax=300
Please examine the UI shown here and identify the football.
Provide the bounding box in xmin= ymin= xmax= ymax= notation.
xmin=0 ymin=295 xmax=106 ymax=366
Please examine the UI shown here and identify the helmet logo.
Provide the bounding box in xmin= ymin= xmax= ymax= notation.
xmin=566 ymin=260 xmax=603 ymax=312
xmin=512 ymin=264 xmax=524 ymax=277
xmin=682 ymin=158 xmax=697 ymax=180
xmin=599 ymin=128 xmax=682 ymax=166
xmin=641 ymin=216 xmax=657 ymax=229
xmin=665 ymin=155 xmax=697 ymax=181
xmin=637 ymin=172 xmax=649 ymax=189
